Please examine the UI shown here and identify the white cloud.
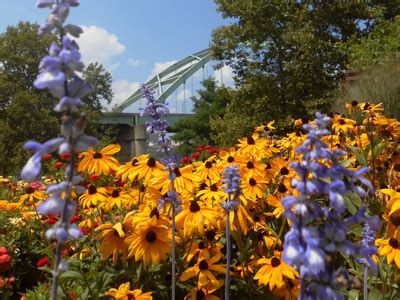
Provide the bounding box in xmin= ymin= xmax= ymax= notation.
xmin=111 ymin=79 xmax=141 ymax=110
xmin=128 ymin=58 xmax=144 ymax=67
xmin=77 ymin=25 xmax=125 ymax=68
xmin=214 ymin=65 xmax=234 ymax=87
xmin=148 ymin=60 xmax=177 ymax=79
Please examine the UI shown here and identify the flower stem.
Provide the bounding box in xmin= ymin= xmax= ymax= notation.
xmin=363 ymin=266 xmax=368 ymax=300
xmin=225 ymin=209 xmax=231 ymax=300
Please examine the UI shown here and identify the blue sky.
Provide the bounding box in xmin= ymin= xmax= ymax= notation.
xmin=0 ymin=0 xmax=233 ymax=111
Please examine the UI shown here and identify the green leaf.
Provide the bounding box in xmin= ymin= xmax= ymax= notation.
xmin=59 ymin=270 xmax=84 ymax=281
xmin=372 ymin=141 xmax=391 ymax=160
xmin=348 ymin=289 xmax=360 ymax=300
xmin=346 ymin=144 xmax=368 ymax=166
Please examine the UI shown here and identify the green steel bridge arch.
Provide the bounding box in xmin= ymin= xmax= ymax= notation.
xmin=115 ymin=48 xmax=212 ymax=112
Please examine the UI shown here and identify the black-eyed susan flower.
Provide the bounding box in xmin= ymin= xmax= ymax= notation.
xmin=255 ymin=120 xmax=276 ymax=134
xmin=119 ymin=155 xmax=164 ymax=184
xmin=105 ymin=282 xmax=153 ymax=299
xmin=194 ymin=156 xmax=222 ymax=182
xmin=176 ymin=200 xmax=221 ymax=238
xmin=131 ymin=205 xmax=170 ymax=229
xmin=96 ymin=219 xmax=133 ymax=265
xmin=150 ymin=165 xmax=201 ymax=194
xmin=116 ymin=155 xmax=148 ymax=182
xmin=237 ymin=133 xmax=267 ymax=159
xmin=376 ymin=237 xmax=400 ymax=268
xmin=103 ymin=187 xmax=134 ymax=210
xmin=331 ymin=115 xmax=356 ymax=134
xmin=78 ymin=144 xmax=121 ymax=175
xmin=196 ymin=181 xmax=227 ymax=204
xmin=241 ymin=176 xmax=268 ymax=200
xmin=18 ymin=181 xmax=47 ymax=207
xmin=180 ymin=253 xmax=226 ymax=288
xmin=272 ymin=279 xmax=300 ymax=300
xmin=126 ymin=217 xmax=172 ymax=266
xmin=184 ymin=279 xmax=223 ymax=300
xmin=78 ymin=184 xmax=107 ymax=208
xmin=254 ymin=256 xmax=299 ymax=290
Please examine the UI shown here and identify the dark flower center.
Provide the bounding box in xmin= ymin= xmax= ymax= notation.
xmin=351 ymin=100 xmax=359 ymax=107
xmin=198 ymin=241 xmax=207 ymax=249
xmin=254 ymin=215 xmax=260 ymax=222
xmin=140 ymin=185 xmax=146 ymax=192
xmin=111 ymin=190 xmax=120 ymax=198
xmin=205 ymin=161 xmax=212 ymax=169
xmin=127 ymin=295 xmax=135 ymax=300
xmin=266 ymin=163 xmax=272 ymax=169
xmin=227 ymin=156 xmax=235 ymax=163
xmin=389 ymin=238 xmax=399 ymax=249
xmin=301 ymin=117 xmax=309 ymax=124
xmin=93 ymin=152 xmax=102 ymax=159
xmin=339 ymin=119 xmax=346 ymax=125
xmin=295 ymin=130 xmax=302 ymax=137
xmin=145 ymin=230 xmax=157 ymax=243
xmin=247 ymin=162 xmax=255 ymax=169
xmin=247 ymin=136 xmax=255 ymax=145
xmin=287 ymin=279 xmax=295 ymax=289
xmin=271 ymin=257 xmax=281 ymax=267
xmin=199 ymin=182 xmax=207 ymax=190
xmin=198 ymin=259 xmax=209 ymax=270
xmin=196 ymin=290 xmax=206 ymax=300
xmin=264 ymin=126 xmax=270 ymax=131
xmin=190 ymin=201 xmax=201 ymax=213
xmin=210 ymin=184 xmax=218 ymax=192
xmin=131 ymin=158 xmax=139 ymax=166
xmin=25 ymin=187 xmax=34 ymax=194
xmin=280 ymin=167 xmax=289 ymax=175
xmin=150 ymin=208 xmax=160 ymax=219
xmin=278 ymin=183 xmax=288 ymax=193
xmin=394 ymin=164 xmax=400 ymax=172
xmin=363 ymin=103 xmax=371 ymax=110
xmin=174 ymin=167 xmax=181 ymax=177
xmin=88 ymin=185 xmax=97 ymax=194
xmin=147 ymin=157 xmax=156 ymax=167
xmin=206 ymin=230 xmax=216 ymax=241
xmin=249 ymin=178 xmax=257 ymax=186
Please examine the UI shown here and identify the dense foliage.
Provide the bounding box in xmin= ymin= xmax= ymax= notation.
xmin=0 ymin=22 xmax=113 ymax=175
xmin=209 ymin=1 xmax=399 ymax=145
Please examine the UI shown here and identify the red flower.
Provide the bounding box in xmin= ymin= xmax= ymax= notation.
xmin=0 ymin=247 xmax=8 ymax=256
xmin=90 ymin=174 xmax=99 ymax=181
xmin=42 ymin=154 xmax=52 ymax=160
xmin=53 ymin=161 xmax=64 ymax=169
xmin=116 ymin=179 xmax=124 ymax=187
xmin=205 ymin=145 xmax=213 ymax=151
xmin=181 ymin=156 xmax=191 ymax=164
xmin=60 ymin=152 xmax=71 ymax=160
xmin=196 ymin=147 xmax=203 ymax=152
xmin=36 ymin=257 xmax=50 ymax=268
xmin=44 ymin=218 xmax=58 ymax=225
xmin=0 ymin=254 xmax=12 ymax=272
xmin=69 ymin=215 xmax=80 ymax=224
xmin=191 ymin=153 xmax=200 ymax=159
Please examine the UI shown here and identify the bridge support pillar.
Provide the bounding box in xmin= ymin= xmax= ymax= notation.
xmin=134 ymin=125 xmax=148 ymax=156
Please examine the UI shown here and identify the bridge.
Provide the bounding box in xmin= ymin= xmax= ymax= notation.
xmin=101 ymin=48 xmax=217 ymax=161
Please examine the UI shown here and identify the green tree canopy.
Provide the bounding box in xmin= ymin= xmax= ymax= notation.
xmin=210 ymin=1 xmax=398 ymax=145
xmin=171 ymin=78 xmax=232 ymax=153
xmin=0 ymin=22 xmax=113 ymax=175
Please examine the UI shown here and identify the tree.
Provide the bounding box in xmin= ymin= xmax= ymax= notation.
xmin=171 ymin=78 xmax=232 ymax=153
xmin=210 ymin=1 xmax=397 ymax=144
xmin=0 ymin=22 xmax=113 ymax=174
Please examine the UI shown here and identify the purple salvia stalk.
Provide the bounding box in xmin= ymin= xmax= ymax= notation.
xmin=221 ymin=164 xmax=241 ymax=300
xmin=282 ymin=113 xmax=379 ymax=299
xmin=23 ymin=1 xmax=98 ymax=299
xmin=140 ymin=85 xmax=179 ymax=300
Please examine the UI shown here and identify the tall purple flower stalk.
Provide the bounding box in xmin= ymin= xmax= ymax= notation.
xmin=22 ymin=1 xmax=98 ymax=299
xmin=282 ymin=113 xmax=379 ymax=299
xmin=221 ymin=164 xmax=241 ymax=300
xmin=140 ymin=85 xmax=180 ymax=300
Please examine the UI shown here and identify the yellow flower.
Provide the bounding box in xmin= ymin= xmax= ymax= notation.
xmin=376 ymin=238 xmax=400 ymax=268
xmin=196 ymin=182 xmax=227 ymax=204
xmin=116 ymin=155 xmax=149 ymax=182
xmin=78 ymin=184 xmax=107 ymax=208
xmin=194 ymin=156 xmax=222 ymax=182
xmin=175 ymin=200 xmax=221 ymax=238
xmin=78 ymin=144 xmax=120 ymax=175
xmin=237 ymin=133 xmax=267 ymax=159
xmin=273 ymin=279 xmax=301 ymax=300
xmin=103 ymin=188 xmax=134 ymax=210
xmin=105 ymin=282 xmax=152 ymax=300
xmin=180 ymin=253 xmax=226 ymax=288
xmin=241 ymin=176 xmax=268 ymax=200
xmin=254 ymin=256 xmax=299 ymax=290
xmin=331 ymin=115 xmax=356 ymax=134
xmin=96 ymin=220 xmax=132 ymax=265
xmin=126 ymin=217 xmax=172 ymax=266
xmin=184 ymin=279 xmax=223 ymax=300
xmin=18 ymin=183 xmax=47 ymax=207
xmin=255 ymin=120 xmax=276 ymax=133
